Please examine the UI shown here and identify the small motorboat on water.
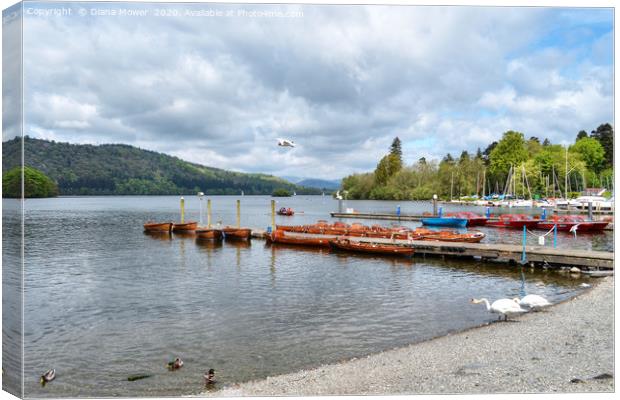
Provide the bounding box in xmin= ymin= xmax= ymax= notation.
xmin=544 ymin=215 xmax=609 ymax=232
xmin=421 ymin=217 xmax=468 ymax=227
xmin=143 ymin=222 xmax=173 ymax=233
xmin=486 ymin=214 xmax=539 ymax=229
xmin=445 ymin=212 xmax=488 ymax=226
xmin=172 ymin=221 xmax=198 ymax=232
xmin=195 ymin=228 xmax=223 ymax=240
xmin=276 ymin=207 xmax=295 ymax=216
xmin=329 ymin=238 xmax=414 ymax=257
xmin=222 ymin=227 xmax=252 ymax=240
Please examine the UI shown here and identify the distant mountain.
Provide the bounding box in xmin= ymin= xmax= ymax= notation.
xmin=2 ymin=137 xmax=322 ymax=196
xmin=296 ymin=178 xmax=342 ymax=191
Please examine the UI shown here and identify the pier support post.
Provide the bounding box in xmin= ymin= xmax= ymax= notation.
xmin=180 ymin=197 xmax=185 ymax=223
xmin=553 ymin=224 xmax=558 ymax=248
xmin=432 ymin=194 xmax=438 ymax=216
xmin=338 ymin=199 xmax=343 ymax=213
xmin=521 ymin=225 xmax=527 ymax=264
xmin=271 ymin=200 xmax=276 ymax=232
xmin=237 ymin=199 xmax=241 ymax=228
xmin=588 ymin=201 xmax=593 ymax=220
xmin=207 ymin=199 xmax=212 ymax=228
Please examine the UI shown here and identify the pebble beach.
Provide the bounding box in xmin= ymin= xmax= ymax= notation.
xmin=207 ymin=277 xmax=614 ymax=396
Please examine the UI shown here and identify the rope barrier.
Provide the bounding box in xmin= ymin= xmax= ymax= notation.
xmin=526 ymin=226 xmax=555 ymax=238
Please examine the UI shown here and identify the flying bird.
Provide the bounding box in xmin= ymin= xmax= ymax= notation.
xmin=277 ymin=138 xmax=296 ymax=147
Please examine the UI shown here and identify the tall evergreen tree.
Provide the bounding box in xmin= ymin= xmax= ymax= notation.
xmin=390 ymin=137 xmax=403 ymax=161
xmin=590 ymin=123 xmax=613 ymax=167
xmin=576 ymin=130 xmax=588 ymax=141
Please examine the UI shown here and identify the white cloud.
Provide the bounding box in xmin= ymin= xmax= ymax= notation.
xmin=13 ymin=4 xmax=614 ymax=179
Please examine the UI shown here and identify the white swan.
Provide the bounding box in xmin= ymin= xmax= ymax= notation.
xmin=471 ymin=298 xmax=527 ymax=321
xmin=513 ymin=294 xmax=551 ymax=310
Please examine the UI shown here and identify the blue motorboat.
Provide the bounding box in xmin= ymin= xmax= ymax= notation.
xmin=421 ymin=217 xmax=468 ymax=227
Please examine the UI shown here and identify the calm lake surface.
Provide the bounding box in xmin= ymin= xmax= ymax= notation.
xmin=2 ymin=195 xmax=612 ymax=397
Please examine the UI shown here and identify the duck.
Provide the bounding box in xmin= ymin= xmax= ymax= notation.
xmin=513 ymin=294 xmax=551 ymax=310
xmin=40 ymin=369 xmax=56 ymax=385
xmin=204 ymin=368 xmax=216 ymax=385
xmin=167 ymin=357 xmax=183 ymax=370
xmin=470 ymin=298 xmax=527 ymax=321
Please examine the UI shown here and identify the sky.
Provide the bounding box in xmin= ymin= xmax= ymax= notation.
xmin=2 ymin=1 xmax=614 ymax=180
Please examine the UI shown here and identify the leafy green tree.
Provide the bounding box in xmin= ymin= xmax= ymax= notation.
xmin=489 ymin=131 xmax=528 ymax=176
xmin=3 ymin=166 xmax=59 ymax=198
xmin=590 ymin=123 xmax=613 ymax=167
xmin=569 ymin=137 xmax=605 ymax=173
xmin=271 ymin=188 xmax=292 ymax=197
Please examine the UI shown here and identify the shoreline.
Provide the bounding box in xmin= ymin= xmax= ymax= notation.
xmin=205 ymin=277 xmax=614 ymax=396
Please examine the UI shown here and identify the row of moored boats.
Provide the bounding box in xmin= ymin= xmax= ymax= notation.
xmin=423 ymin=212 xmax=609 ymax=232
xmin=143 ymin=221 xmax=252 ymax=240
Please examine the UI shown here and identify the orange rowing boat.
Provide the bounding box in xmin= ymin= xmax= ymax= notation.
xmin=267 ymin=230 xmax=333 ymax=247
xmin=329 ymin=238 xmax=414 ymax=257
xmin=195 ymin=228 xmax=223 ymax=240
xmin=143 ymin=222 xmax=173 ymax=233
xmin=222 ymin=227 xmax=252 ymax=240
xmin=172 ymin=221 xmax=198 ymax=232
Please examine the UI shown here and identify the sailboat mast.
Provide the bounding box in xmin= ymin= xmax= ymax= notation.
xmin=482 ymin=169 xmax=486 ymax=198
xmin=565 ymin=146 xmax=568 ymax=198
xmin=450 ymin=171 xmax=454 ymax=201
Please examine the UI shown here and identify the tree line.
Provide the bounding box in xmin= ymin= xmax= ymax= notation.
xmin=342 ymin=123 xmax=614 ymax=200
xmin=2 ymin=137 xmax=321 ymax=196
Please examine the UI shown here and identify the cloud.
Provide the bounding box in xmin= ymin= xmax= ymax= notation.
xmin=13 ymin=3 xmax=614 ymax=179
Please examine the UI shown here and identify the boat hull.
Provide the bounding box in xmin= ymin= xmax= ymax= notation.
xmin=143 ymin=222 xmax=173 ymax=233
xmin=330 ymin=239 xmax=414 ymax=257
xmin=172 ymin=221 xmax=198 ymax=232
xmin=421 ymin=218 xmax=468 ymax=227
xmin=222 ymin=227 xmax=252 ymax=240
xmin=268 ymin=230 xmax=334 ymax=247
xmin=195 ymin=229 xmax=223 ymax=240
xmin=486 ymin=220 xmax=539 ymax=229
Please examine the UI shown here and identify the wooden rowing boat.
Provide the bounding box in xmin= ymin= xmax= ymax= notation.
xmin=267 ymin=230 xmax=333 ymax=247
xmin=195 ymin=228 xmax=223 ymax=240
xmin=143 ymin=222 xmax=173 ymax=233
xmin=329 ymin=238 xmax=414 ymax=257
xmin=421 ymin=217 xmax=468 ymax=227
xmin=172 ymin=221 xmax=198 ymax=232
xmin=222 ymin=227 xmax=252 ymax=240
xmin=446 ymin=212 xmax=488 ymax=226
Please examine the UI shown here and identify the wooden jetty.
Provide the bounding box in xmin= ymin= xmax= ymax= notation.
xmin=254 ymin=229 xmax=612 ymax=271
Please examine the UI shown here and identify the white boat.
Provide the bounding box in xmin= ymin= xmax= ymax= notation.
xmin=573 ymin=196 xmax=614 ymax=210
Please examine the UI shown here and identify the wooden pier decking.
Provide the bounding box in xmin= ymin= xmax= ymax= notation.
xmin=251 ymin=229 xmax=613 ymax=270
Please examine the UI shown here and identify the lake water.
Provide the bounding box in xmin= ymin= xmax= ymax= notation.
xmin=2 ymin=195 xmax=611 ymax=397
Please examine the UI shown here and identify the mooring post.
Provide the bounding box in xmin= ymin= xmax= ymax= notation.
xmin=521 ymin=225 xmax=527 ymax=263
xmin=271 ymin=199 xmax=276 ymax=232
xmin=541 ymin=208 xmax=547 ymax=221
xmin=396 ymin=205 xmax=401 ymax=220
xmin=588 ymin=201 xmax=593 ymax=220
xmin=180 ymin=196 xmax=185 ymax=223
xmin=432 ymin=194 xmax=438 ymax=216
xmin=236 ymin=199 xmax=241 ymax=228
xmin=553 ymin=224 xmax=558 ymax=248
xmin=338 ymin=198 xmax=343 ymax=213
xmin=485 ymin=207 xmax=490 ymax=218
xmin=207 ymin=199 xmax=212 ymax=228
xmin=198 ymin=192 xmax=204 ymax=225
xmin=438 ymin=207 xmax=443 ymax=218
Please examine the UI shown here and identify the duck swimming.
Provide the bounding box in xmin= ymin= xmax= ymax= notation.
xmin=204 ymin=368 xmax=216 ymax=385
xmin=167 ymin=357 xmax=183 ymax=370
xmin=40 ymin=369 xmax=56 ymax=385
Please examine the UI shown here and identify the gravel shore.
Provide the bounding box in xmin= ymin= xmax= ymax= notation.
xmin=207 ymin=277 xmax=614 ymax=396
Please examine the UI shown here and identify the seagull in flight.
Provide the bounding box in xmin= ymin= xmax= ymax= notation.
xmin=277 ymin=138 xmax=296 ymax=147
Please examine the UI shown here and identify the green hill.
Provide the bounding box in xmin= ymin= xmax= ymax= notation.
xmin=2 ymin=137 xmax=321 ymax=196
